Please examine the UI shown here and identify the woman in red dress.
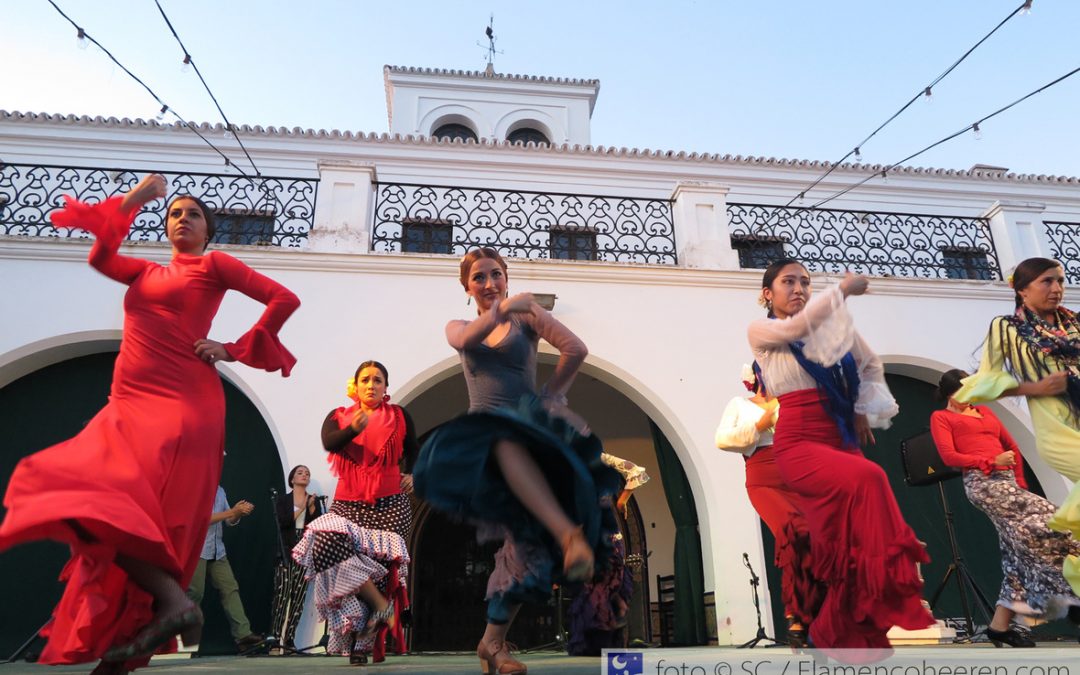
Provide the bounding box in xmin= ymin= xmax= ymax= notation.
xmin=0 ymin=174 xmax=300 ymax=673
xmin=747 ymin=258 xmax=933 ymax=653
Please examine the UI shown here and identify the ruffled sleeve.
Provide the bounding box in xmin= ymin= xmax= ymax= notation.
xmin=715 ymin=397 xmax=764 ymax=455
xmin=207 ymin=252 xmax=300 ymax=376
xmin=954 ymin=318 xmax=1020 ymax=404
xmin=49 ymin=195 xmax=148 ymax=284
xmin=851 ymin=332 xmax=899 ymax=429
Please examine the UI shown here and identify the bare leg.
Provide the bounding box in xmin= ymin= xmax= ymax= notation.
xmin=492 ymin=439 xmax=593 ymax=580
xmin=989 ymin=605 xmax=1016 ymax=632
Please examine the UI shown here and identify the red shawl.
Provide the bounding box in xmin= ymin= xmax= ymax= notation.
xmin=328 ymin=403 xmax=406 ymax=504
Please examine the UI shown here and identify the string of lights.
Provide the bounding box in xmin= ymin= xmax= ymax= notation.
xmin=785 ymin=0 xmax=1034 ymax=206
xmin=44 ymin=0 xmax=251 ymax=178
xmin=809 ymin=63 xmax=1080 ymax=209
xmin=152 ymin=0 xmax=261 ymax=177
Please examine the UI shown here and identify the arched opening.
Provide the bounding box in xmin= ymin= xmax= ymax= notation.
xmin=400 ymin=361 xmax=700 ymax=650
xmin=432 ymin=123 xmax=478 ymax=143
xmin=506 ymin=127 xmax=550 ymax=146
xmin=0 ymin=351 xmax=286 ymax=657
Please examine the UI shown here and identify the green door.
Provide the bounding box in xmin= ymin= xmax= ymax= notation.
xmin=0 ymin=352 xmax=284 ymax=658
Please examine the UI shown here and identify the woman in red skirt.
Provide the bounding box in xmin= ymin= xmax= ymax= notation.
xmin=715 ymin=363 xmax=825 ymax=647
xmin=0 ymin=174 xmax=300 ymax=673
xmin=747 ymin=258 xmax=933 ymax=651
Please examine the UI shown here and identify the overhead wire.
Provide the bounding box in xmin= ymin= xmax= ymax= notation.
xmin=44 ymin=0 xmax=251 ymax=178
xmin=152 ymin=0 xmax=261 ymax=177
xmin=809 ymin=63 xmax=1080 ymax=209
xmin=786 ymin=0 xmax=1034 ymax=206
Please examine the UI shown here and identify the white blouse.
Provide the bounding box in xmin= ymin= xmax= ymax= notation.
xmin=746 ymin=286 xmax=898 ymax=429
xmin=715 ymin=396 xmax=775 ymax=457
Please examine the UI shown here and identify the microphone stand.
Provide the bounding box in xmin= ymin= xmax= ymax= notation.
xmin=738 ymin=552 xmax=784 ymax=648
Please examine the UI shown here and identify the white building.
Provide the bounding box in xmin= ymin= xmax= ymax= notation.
xmin=2 ymin=64 xmax=1079 ymax=653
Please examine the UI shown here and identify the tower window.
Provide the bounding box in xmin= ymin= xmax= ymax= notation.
xmin=507 ymin=127 xmax=549 ymax=146
xmin=432 ymin=124 xmax=477 ymax=143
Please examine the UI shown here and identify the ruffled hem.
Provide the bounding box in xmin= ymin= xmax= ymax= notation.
xmin=855 ymin=380 xmax=899 ymax=429
xmin=224 ymin=325 xmax=297 ymax=377
xmin=775 ymin=521 xmax=827 ymax=625
xmin=292 ymin=513 xmax=410 ymax=569
xmin=810 ymin=533 xmax=933 ymax=633
xmin=415 ymin=394 xmax=622 ymax=589
xmin=292 ymin=515 xmax=410 ymax=656
xmin=35 ymin=542 xmax=156 ymax=667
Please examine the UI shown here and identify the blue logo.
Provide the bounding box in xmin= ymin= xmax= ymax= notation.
xmin=607 ymin=651 xmax=643 ymax=675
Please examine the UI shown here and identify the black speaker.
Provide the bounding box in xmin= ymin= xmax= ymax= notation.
xmin=900 ymin=430 xmax=962 ymax=487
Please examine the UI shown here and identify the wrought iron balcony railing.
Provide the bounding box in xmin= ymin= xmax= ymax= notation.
xmin=727 ymin=202 xmax=1002 ymax=280
xmin=1045 ymin=221 xmax=1080 ymax=285
xmin=371 ymin=182 xmax=678 ymax=265
xmin=0 ymin=163 xmax=317 ymax=248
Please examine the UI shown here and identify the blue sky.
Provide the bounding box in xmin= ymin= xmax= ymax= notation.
xmin=2 ymin=0 xmax=1078 ymax=183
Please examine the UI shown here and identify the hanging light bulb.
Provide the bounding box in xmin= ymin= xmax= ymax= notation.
xmin=223 ymin=123 xmax=232 ymax=140
xmin=182 ymin=54 xmax=192 ymax=73
xmin=76 ymin=27 xmax=89 ymax=49
xmin=923 ymin=86 xmax=933 ymax=104
xmin=853 ymin=147 xmax=862 ymax=162
xmin=155 ymin=105 xmax=168 ymax=121
xmin=797 ymin=192 xmax=805 ymax=205
xmin=973 ymin=122 xmax=983 ymax=140
xmin=880 ymin=170 xmax=889 ymax=184
xmin=1021 ymin=1 xmax=1033 ymax=15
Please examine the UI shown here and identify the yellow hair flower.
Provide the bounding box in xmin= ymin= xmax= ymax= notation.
xmin=345 ymin=377 xmax=360 ymax=401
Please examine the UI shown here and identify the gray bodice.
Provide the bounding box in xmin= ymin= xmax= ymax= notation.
xmin=460 ymin=315 xmax=539 ymax=412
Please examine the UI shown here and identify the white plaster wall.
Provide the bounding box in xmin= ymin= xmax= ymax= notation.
xmin=3 ymin=114 xmax=1079 ymax=645
xmin=2 ymin=238 xmax=1064 ymax=644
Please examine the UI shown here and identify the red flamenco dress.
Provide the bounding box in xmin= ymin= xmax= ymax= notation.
xmin=0 ymin=197 xmax=299 ymax=668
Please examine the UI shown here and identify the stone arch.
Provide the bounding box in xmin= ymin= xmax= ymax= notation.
xmin=493 ymin=108 xmax=563 ymax=145
xmin=417 ymin=104 xmax=489 ymax=140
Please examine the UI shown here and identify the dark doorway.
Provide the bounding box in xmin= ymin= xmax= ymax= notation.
xmin=0 ymin=351 xmax=284 ymax=657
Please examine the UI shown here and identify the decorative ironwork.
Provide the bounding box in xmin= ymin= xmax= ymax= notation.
xmin=0 ymin=163 xmax=317 ymax=248
xmin=372 ymin=182 xmax=677 ymax=264
xmin=727 ymin=203 xmax=1002 ymax=280
xmin=1045 ymin=221 xmax=1080 ymax=284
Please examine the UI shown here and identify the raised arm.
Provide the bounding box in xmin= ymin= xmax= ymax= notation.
xmin=523 ymin=304 xmax=588 ymax=400
xmin=50 ymin=195 xmax=149 ymax=284
xmin=207 ymin=252 xmax=300 ymax=376
xmin=747 ymin=286 xmax=848 ymax=349
xmin=445 ymin=292 xmax=535 ymax=350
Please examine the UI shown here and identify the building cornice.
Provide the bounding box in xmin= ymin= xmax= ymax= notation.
xmin=383 ymin=65 xmax=600 ymax=88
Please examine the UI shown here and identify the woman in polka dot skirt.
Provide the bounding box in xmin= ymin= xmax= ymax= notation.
xmin=292 ymin=360 xmax=419 ymax=665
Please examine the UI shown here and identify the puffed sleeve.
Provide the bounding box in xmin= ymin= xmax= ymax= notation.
xmin=748 ymin=287 xmax=854 ymax=366
xmin=954 ymin=318 xmax=1021 ymax=404
xmin=850 ymin=331 xmax=899 ymax=429
xmin=715 ymin=397 xmax=764 ymax=455
xmin=208 ymin=252 xmax=300 ymax=376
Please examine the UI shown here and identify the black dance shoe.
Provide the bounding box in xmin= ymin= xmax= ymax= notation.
xmin=1067 ymin=605 xmax=1080 ymax=625
xmin=786 ymin=617 xmax=809 ymax=650
xmin=985 ymin=627 xmax=1035 ymax=648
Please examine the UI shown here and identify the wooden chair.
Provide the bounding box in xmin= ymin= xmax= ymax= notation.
xmin=656 ymin=574 xmax=676 ymax=646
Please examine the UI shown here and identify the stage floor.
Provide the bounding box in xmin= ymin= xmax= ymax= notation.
xmin=4 ymin=643 xmax=1079 ymax=675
